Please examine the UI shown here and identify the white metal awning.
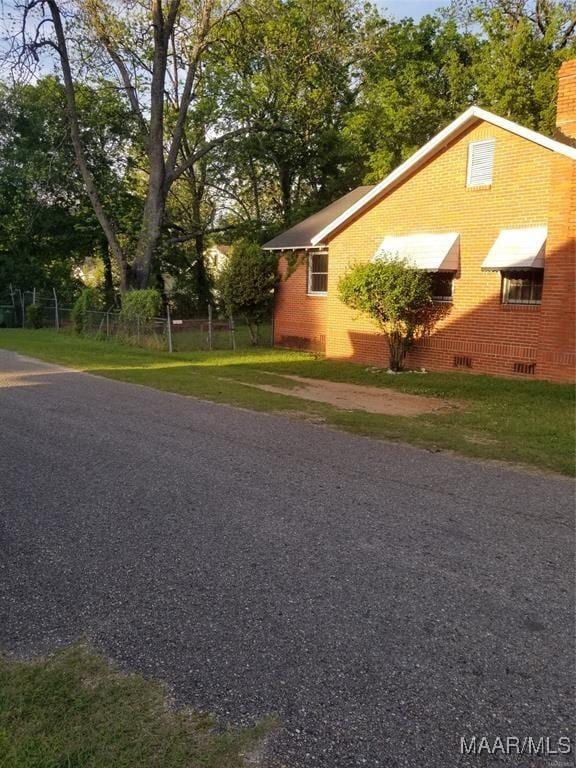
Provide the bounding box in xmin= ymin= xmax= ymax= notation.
xmin=373 ymin=233 xmax=459 ymax=271
xmin=481 ymin=227 xmax=547 ymax=271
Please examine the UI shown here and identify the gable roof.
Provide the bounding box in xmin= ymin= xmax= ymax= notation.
xmin=310 ymin=106 xmax=576 ymax=246
xmin=262 ymin=186 xmax=375 ymax=250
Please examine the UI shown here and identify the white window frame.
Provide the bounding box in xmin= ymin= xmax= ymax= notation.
xmin=466 ymin=139 xmax=495 ymax=188
xmin=307 ymin=250 xmax=328 ymax=296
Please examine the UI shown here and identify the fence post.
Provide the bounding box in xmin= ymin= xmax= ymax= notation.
xmin=208 ymin=304 xmax=213 ymax=350
xmin=229 ymin=313 xmax=236 ymax=351
xmin=53 ymin=288 xmax=60 ymax=332
xmin=20 ymin=290 xmax=25 ymax=328
xmin=166 ymin=303 xmax=173 ymax=353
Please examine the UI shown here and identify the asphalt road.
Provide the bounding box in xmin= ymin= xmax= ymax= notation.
xmin=0 ymin=349 xmax=574 ymax=767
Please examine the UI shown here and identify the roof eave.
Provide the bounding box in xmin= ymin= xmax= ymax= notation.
xmin=262 ymin=243 xmax=327 ymax=251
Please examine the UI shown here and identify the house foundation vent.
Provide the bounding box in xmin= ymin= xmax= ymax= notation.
xmin=513 ymin=361 xmax=536 ymax=375
xmin=453 ymin=355 xmax=473 ymax=368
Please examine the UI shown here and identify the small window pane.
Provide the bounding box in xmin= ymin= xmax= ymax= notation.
xmin=431 ymin=273 xmax=454 ymax=302
xmin=312 ymin=252 xmax=328 ymax=273
xmin=502 ymin=270 xmax=543 ymax=305
xmin=310 ymin=272 xmax=328 ymax=293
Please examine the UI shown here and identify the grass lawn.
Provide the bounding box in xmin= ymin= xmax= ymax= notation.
xmin=0 ymin=645 xmax=272 ymax=768
xmin=1 ymin=329 xmax=574 ymax=475
xmin=171 ymin=322 xmax=273 ymax=352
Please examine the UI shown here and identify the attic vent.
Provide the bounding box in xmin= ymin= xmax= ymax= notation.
xmin=454 ymin=355 xmax=473 ymax=368
xmin=467 ymin=140 xmax=495 ymax=187
xmin=513 ymin=361 xmax=536 ymax=375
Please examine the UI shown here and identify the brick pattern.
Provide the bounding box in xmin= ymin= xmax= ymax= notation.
xmin=273 ymin=71 xmax=576 ymax=382
xmin=556 ymin=60 xmax=576 ymax=143
xmin=275 ymin=253 xmax=327 ymax=352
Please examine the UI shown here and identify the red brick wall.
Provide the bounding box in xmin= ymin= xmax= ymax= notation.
xmin=273 ymin=120 xmax=575 ymax=381
xmin=536 ymin=154 xmax=576 ymax=381
xmin=274 ymin=253 xmax=327 ymax=352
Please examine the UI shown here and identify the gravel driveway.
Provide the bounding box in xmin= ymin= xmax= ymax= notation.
xmin=0 ymin=349 xmax=574 ymax=767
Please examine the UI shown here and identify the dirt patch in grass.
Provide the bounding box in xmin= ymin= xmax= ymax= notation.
xmin=237 ymin=374 xmax=460 ymax=416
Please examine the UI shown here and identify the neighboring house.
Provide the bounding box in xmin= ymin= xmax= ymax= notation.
xmin=264 ymin=60 xmax=576 ymax=383
xmin=205 ymin=244 xmax=232 ymax=276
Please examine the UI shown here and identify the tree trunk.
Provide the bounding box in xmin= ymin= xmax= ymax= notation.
xmin=194 ymin=232 xmax=212 ymax=315
xmin=183 ymin=141 xmax=212 ymax=314
xmin=278 ymin=164 xmax=293 ymax=225
xmin=131 ymin=185 xmax=166 ymax=288
xmin=387 ymin=330 xmax=406 ymax=372
xmin=248 ymin=155 xmax=262 ymax=228
xmin=130 ymin=0 xmax=170 ymax=289
xmin=100 ymin=238 xmax=115 ymax=307
xmin=247 ymin=320 xmax=259 ymax=346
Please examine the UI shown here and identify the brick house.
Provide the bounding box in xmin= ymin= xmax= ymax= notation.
xmin=264 ymin=61 xmax=576 ymax=382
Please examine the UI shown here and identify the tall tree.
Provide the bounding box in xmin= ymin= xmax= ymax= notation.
xmin=9 ymin=0 xmax=274 ymax=289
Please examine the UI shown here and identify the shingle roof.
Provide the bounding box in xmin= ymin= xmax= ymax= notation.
xmin=262 ymin=186 xmax=375 ymax=250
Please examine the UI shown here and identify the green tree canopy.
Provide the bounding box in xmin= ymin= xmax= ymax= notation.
xmin=0 ymin=76 xmax=139 ymax=302
xmin=218 ymin=241 xmax=278 ymax=345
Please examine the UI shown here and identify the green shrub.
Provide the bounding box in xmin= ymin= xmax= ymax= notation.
xmin=71 ymin=288 xmax=103 ymax=335
xmin=218 ymin=241 xmax=278 ymax=345
xmin=120 ymin=289 xmax=162 ymax=322
xmin=338 ymin=258 xmax=434 ymax=371
xmin=25 ymin=303 xmax=43 ymax=329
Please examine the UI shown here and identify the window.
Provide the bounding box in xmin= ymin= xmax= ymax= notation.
xmin=467 ymin=140 xmax=495 ymax=188
xmin=501 ymin=270 xmax=543 ymax=305
xmin=431 ymin=272 xmax=454 ymax=302
xmin=308 ymin=251 xmax=328 ymax=295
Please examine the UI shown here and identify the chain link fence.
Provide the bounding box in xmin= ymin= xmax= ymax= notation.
xmin=0 ymin=287 xmax=61 ymax=329
xmin=1 ymin=286 xmax=273 ymax=352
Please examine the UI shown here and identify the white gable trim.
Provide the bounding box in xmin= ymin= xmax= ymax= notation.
xmin=310 ymin=106 xmax=576 ymax=246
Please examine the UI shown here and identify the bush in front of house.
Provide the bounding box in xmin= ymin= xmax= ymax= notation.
xmin=218 ymin=241 xmax=278 ymax=346
xmin=338 ymin=258 xmax=433 ymax=371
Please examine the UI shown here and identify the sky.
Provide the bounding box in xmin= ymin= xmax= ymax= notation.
xmin=378 ymin=0 xmax=445 ymax=20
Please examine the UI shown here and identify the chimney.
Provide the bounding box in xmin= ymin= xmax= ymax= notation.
xmin=556 ymin=59 xmax=576 ymax=144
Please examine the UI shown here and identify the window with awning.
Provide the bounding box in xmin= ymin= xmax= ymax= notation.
xmin=481 ymin=227 xmax=547 ymax=271
xmin=373 ymin=233 xmax=460 ymax=272
xmin=501 ymin=270 xmax=544 ymax=305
